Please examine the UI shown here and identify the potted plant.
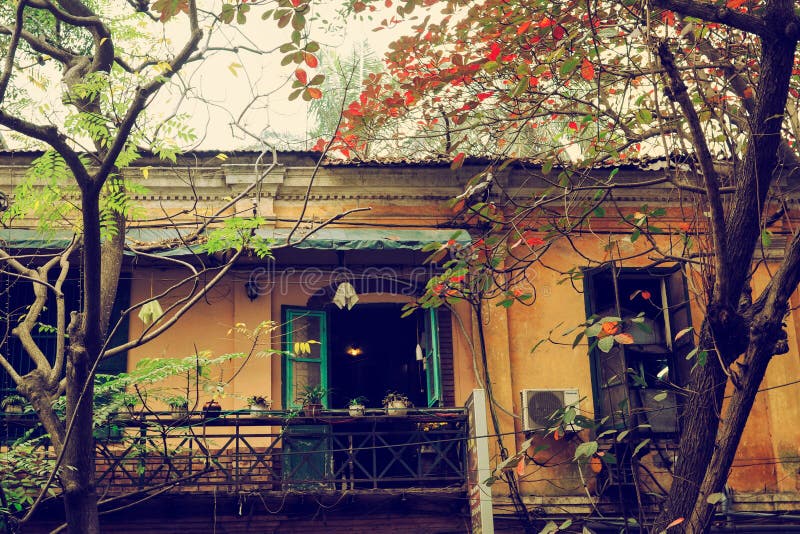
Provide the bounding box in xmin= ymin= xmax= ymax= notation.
xmin=166 ymin=395 xmax=189 ymax=419
xmin=202 ymin=398 xmax=222 ymax=419
xmin=348 ymin=396 xmax=367 ymax=417
xmin=298 ymin=385 xmax=328 ymax=417
xmin=247 ymin=395 xmax=272 ymax=417
xmin=383 ymin=392 xmax=411 ymax=417
xmin=1 ymin=394 xmax=27 ymax=415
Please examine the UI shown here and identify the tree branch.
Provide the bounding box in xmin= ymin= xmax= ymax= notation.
xmin=653 ymin=0 xmax=768 ymax=36
xmin=658 ymin=41 xmax=728 ymax=288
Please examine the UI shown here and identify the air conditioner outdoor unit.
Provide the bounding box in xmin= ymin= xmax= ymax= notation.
xmin=521 ymin=388 xmax=580 ymax=432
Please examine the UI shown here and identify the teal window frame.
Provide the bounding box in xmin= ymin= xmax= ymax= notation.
xmin=425 ymin=307 xmax=442 ymax=407
xmin=282 ymin=307 xmax=328 ymax=409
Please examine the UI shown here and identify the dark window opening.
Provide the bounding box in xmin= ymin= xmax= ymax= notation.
xmin=328 ymin=304 xmax=427 ymax=410
xmin=585 ymin=266 xmax=692 ymax=437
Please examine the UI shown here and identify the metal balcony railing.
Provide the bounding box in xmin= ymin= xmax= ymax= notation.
xmin=3 ymin=408 xmax=468 ymax=496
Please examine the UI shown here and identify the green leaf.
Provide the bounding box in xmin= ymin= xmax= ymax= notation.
xmin=574 ymin=440 xmax=598 ymax=460
xmin=761 ymin=229 xmax=773 ymax=247
xmin=597 ymin=335 xmax=614 ymax=353
xmin=560 ymin=56 xmax=580 ymax=76
xmin=633 ymin=438 xmax=651 ymax=457
xmin=652 ymin=391 xmax=668 ymax=402
xmin=509 ymin=76 xmax=529 ymax=98
xmin=707 ymin=492 xmax=726 ymax=504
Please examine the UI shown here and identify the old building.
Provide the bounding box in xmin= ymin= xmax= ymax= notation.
xmin=1 ymin=150 xmax=799 ymax=532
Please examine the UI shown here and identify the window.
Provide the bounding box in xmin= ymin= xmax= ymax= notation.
xmin=584 ymin=266 xmax=693 ymax=436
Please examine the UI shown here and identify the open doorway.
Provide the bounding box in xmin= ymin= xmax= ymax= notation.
xmin=327 ymin=304 xmax=426 ymax=409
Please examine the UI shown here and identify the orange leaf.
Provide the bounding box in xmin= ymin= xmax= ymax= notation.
xmin=580 ymin=58 xmax=595 ymax=81
xmin=726 ymin=0 xmax=746 ymax=8
xmin=615 ymin=332 xmax=634 ymax=345
xmin=295 ymin=68 xmax=308 ymax=85
xmin=590 ymin=456 xmax=603 ymax=473
xmin=641 ymin=290 xmax=651 ymax=300
xmin=516 ymin=455 xmax=526 ymax=475
xmin=304 ymin=53 xmax=318 ymax=68
xmin=517 ymin=21 xmax=532 ymax=35
xmin=743 ymin=86 xmax=754 ymax=99
xmin=601 ymin=322 xmax=620 ymax=335
xmin=666 ymin=518 xmax=685 ymax=529
xmin=307 ymin=87 xmax=322 ymax=99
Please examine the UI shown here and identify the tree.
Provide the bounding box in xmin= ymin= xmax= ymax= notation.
xmin=338 ymin=0 xmax=800 ymax=531
xmin=0 ymin=1 xmax=332 ymax=533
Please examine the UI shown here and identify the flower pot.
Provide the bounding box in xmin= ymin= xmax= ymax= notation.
xmin=385 ymin=400 xmax=409 ymax=417
xmin=348 ymin=404 xmax=365 ymax=417
xmin=170 ymin=406 xmax=188 ymax=420
xmin=303 ymin=403 xmax=323 ymax=418
xmin=249 ymin=401 xmax=272 ymax=418
xmin=203 ymin=400 xmax=222 ymax=419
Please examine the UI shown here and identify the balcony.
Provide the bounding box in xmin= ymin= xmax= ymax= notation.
xmin=3 ymin=408 xmax=468 ymax=497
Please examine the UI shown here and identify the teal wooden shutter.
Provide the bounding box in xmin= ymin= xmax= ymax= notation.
xmin=283 ymin=308 xmax=328 ymax=409
xmin=424 ymin=308 xmax=442 ymax=407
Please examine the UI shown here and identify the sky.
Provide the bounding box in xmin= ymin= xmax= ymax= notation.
xmin=0 ymin=1 xmax=415 ymax=152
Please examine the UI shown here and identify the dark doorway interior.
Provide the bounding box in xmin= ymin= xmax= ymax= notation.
xmin=327 ymin=304 xmax=426 ymax=409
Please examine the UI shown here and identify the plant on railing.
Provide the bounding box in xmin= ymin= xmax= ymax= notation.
xmin=382 ymin=392 xmax=411 ymax=416
xmin=348 ymin=396 xmax=367 ymax=417
xmin=247 ymin=395 xmax=272 ymax=418
xmin=298 ymin=385 xmax=328 ymax=417
xmin=0 ymin=395 xmax=28 ymax=415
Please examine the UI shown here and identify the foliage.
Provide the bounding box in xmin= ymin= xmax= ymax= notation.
xmin=297 ymin=384 xmax=328 ymax=405
xmin=246 ymin=395 xmax=271 ymax=406
xmin=0 ymin=394 xmax=28 ymax=411
xmin=381 ymin=391 xmax=409 ymax=407
xmin=0 ymin=437 xmax=57 ymax=518
xmin=342 ymin=0 xmax=800 ymax=530
xmin=348 ymin=396 xmax=368 ymax=406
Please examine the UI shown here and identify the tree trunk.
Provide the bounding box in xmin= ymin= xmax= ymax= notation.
xmin=57 ymin=187 xmax=105 ymax=533
xmin=651 ymin=325 xmax=726 ymax=532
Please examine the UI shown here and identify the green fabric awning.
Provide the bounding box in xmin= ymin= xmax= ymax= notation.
xmin=0 ymin=227 xmax=470 ymax=255
xmin=261 ymin=228 xmax=470 ymax=251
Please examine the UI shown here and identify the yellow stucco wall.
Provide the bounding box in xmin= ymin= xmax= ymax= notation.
xmin=120 ymin=198 xmax=800 ymax=501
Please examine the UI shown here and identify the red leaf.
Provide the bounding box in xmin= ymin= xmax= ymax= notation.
xmin=311 ymin=138 xmax=327 ymax=152
xmin=353 ymin=1 xmax=366 ymax=12
xmin=581 ymin=58 xmax=595 ymax=81
xmin=662 ymin=10 xmax=675 ymax=26
xmin=641 ymin=290 xmax=652 ymax=300
xmin=553 ymin=26 xmax=565 ymax=40
xmin=568 ymin=121 xmax=578 ymax=130
xmin=304 ymin=53 xmax=318 ymax=68
xmin=517 ymin=21 xmax=532 ymax=35
xmin=295 ymin=68 xmax=308 ymax=85
xmin=615 ymin=333 xmax=634 ymax=345
xmin=450 ymin=152 xmax=466 ymax=170
xmin=487 ymin=42 xmax=501 ymax=61
xmin=726 ymin=0 xmax=746 ymax=8
xmin=476 ymin=91 xmax=494 ymax=101
xmin=526 ymin=236 xmax=545 ymax=247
